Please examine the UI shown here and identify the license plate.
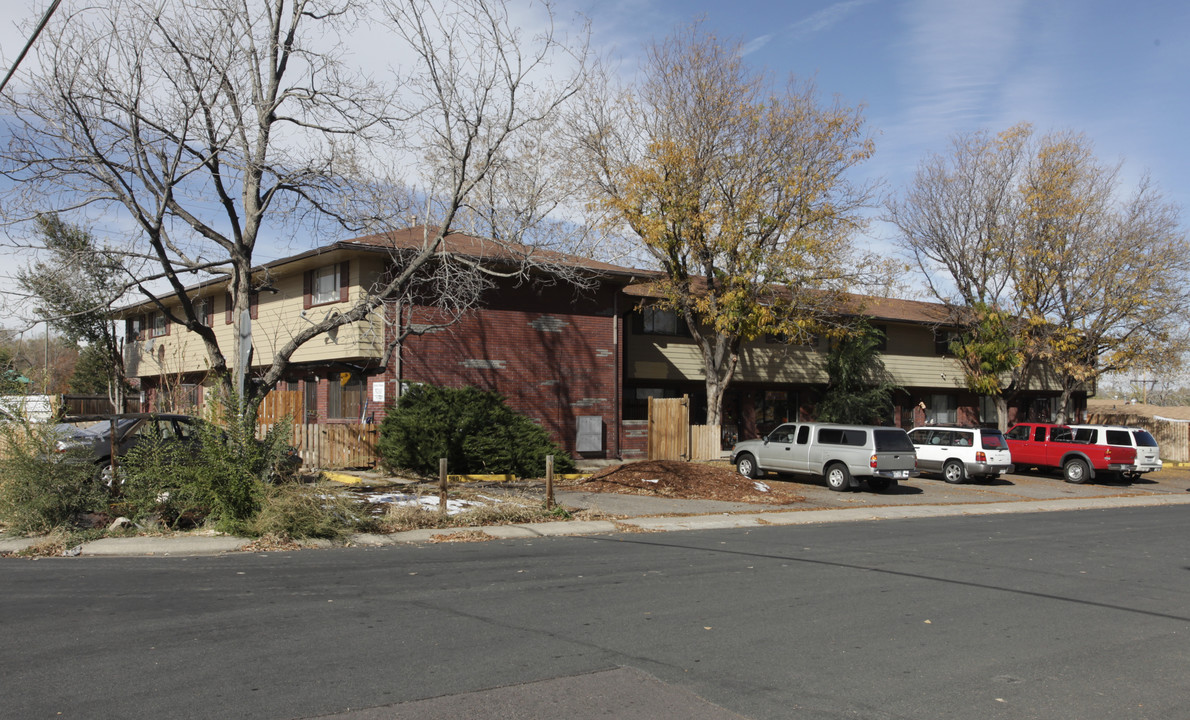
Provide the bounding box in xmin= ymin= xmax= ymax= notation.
xmin=896 ymin=470 xmax=908 ymax=479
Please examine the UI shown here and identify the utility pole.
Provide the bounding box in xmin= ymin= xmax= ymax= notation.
xmin=1129 ymin=377 xmax=1158 ymax=404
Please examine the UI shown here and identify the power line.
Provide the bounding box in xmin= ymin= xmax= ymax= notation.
xmin=0 ymin=0 xmax=64 ymax=96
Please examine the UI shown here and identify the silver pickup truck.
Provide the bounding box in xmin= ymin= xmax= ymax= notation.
xmin=731 ymin=422 xmax=918 ymax=492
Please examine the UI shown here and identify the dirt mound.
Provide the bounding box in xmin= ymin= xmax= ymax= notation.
xmin=563 ymin=460 xmax=803 ymax=505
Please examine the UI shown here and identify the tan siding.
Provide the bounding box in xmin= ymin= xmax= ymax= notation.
xmin=736 ymin=344 xmax=826 ymax=383
xmin=627 ymin=337 xmax=705 ymax=380
xmin=124 ymin=254 xmax=386 ymax=378
xmin=883 ymin=354 xmax=967 ymax=389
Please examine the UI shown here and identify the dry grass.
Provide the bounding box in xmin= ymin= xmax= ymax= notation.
xmin=427 ymin=529 xmax=498 ymax=543
xmin=377 ymin=490 xmax=575 ymax=532
xmin=240 ymin=533 xmax=305 ymax=552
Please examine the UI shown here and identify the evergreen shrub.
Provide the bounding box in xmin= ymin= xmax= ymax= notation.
xmin=378 ymin=384 xmax=575 ymax=477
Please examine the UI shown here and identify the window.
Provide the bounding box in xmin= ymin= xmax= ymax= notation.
xmin=874 ymin=429 xmax=914 ymax=452
xmin=304 ymin=262 xmax=348 ymax=309
xmin=194 ymin=298 xmax=210 ymax=327
xmin=327 ymin=373 xmax=366 ymax=419
xmin=149 ymin=312 xmax=169 ymax=338
xmin=1051 ymin=427 xmax=1074 ymax=443
xmin=818 ymin=428 xmax=867 ymax=446
xmin=126 ymin=316 xmax=144 ymax=341
xmin=1005 ymin=425 xmax=1029 ymax=441
xmin=623 ymin=387 xmax=682 ymax=421
xmin=874 ymin=324 xmax=888 ymax=352
xmin=934 ymin=329 xmax=958 ymax=355
xmin=304 ymin=379 xmax=318 ymax=423
xmin=1105 ymin=430 xmax=1132 ymax=446
xmin=979 ymin=395 xmax=998 ymax=425
xmin=926 ymin=394 xmax=957 ymax=425
xmin=768 ymin=425 xmax=797 ymax=444
xmin=641 ymin=306 xmax=688 ymax=336
xmin=1133 ymin=430 xmax=1158 ymax=447
xmin=313 ymin=266 xmax=339 ymax=304
xmin=980 ymin=430 xmax=1006 ymax=450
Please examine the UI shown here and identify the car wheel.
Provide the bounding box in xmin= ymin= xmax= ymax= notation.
xmin=825 ymin=463 xmax=852 ymax=492
xmin=943 ymin=460 xmax=967 ymax=484
xmin=736 ymin=453 xmax=759 ymax=479
xmin=1063 ymin=458 xmax=1089 ymax=484
xmin=868 ymin=477 xmax=893 ymax=492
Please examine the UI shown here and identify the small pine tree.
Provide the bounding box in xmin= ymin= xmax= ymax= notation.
xmin=378 ymin=384 xmax=575 ymax=477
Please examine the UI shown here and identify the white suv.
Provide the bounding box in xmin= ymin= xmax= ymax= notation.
xmin=1067 ymin=425 xmax=1162 ymax=480
xmin=908 ymin=426 xmax=1014 ymax=484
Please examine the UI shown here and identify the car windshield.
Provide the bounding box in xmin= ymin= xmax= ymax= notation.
xmin=980 ymin=430 xmax=1005 ymax=449
xmin=1133 ymin=430 xmax=1158 ymax=447
xmin=874 ymin=429 xmax=914 ymax=452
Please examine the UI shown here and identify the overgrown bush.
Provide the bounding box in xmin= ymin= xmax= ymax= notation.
xmin=377 ymin=384 xmax=575 ymax=477
xmin=0 ymin=421 xmax=107 ymax=534
xmin=119 ymin=404 xmax=296 ymax=532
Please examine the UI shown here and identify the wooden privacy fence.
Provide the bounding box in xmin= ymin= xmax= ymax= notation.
xmin=1085 ymin=411 xmax=1190 ymax=463
xmin=258 ymin=423 xmax=379 ymax=469
xmin=259 ymin=390 xmax=304 ymax=424
xmin=647 ymin=395 xmax=722 ymax=462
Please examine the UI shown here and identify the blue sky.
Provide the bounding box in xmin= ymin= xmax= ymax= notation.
xmin=576 ymin=0 xmax=1190 ymax=248
xmin=1 ymin=0 xmax=1187 ymax=264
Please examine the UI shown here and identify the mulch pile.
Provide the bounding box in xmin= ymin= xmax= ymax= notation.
xmin=561 ymin=460 xmax=804 ymax=505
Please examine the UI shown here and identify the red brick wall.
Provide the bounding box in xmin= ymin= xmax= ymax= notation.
xmin=393 ymin=282 xmax=622 ymax=458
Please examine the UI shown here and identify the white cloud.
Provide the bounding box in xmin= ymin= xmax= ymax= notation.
xmin=894 ymin=0 xmax=1030 ymax=134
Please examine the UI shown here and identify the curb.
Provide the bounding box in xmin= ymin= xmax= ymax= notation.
xmin=5 ymin=494 xmax=1190 ymax=557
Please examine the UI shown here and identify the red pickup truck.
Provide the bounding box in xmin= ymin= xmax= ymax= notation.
xmin=1004 ymin=422 xmax=1136 ymax=483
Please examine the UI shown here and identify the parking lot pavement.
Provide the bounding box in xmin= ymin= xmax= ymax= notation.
xmin=768 ymin=466 xmax=1190 ymax=511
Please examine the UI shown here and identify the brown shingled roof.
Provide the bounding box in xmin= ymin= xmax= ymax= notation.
xmin=339 ymin=226 xmax=646 ymax=279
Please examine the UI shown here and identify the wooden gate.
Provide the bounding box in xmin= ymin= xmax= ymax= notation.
xmin=258 ymin=423 xmax=379 ymax=469
xmin=647 ymin=396 xmax=690 ymax=460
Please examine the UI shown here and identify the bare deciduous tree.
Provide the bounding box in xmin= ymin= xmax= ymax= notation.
xmin=888 ymin=124 xmax=1190 ymax=425
xmin=1 ymin=0 xmax=591 ymax=419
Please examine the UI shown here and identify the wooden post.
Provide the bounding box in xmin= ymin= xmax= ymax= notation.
xmin=108 ymin=417 xmax=119 ymax=496
xmin=545 ymin=454 xmax=554 ymax=510
xmin=438 ymin=457 xmax=448 ymax=516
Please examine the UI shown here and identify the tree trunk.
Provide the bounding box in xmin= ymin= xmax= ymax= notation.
xmin=994 ymin=395 xmax=1009 ymax=432
xmin=1054 ymin=384 xmax=1076 ymax=424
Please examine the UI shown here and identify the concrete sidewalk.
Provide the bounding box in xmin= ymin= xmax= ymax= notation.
xmin=5 ymin=487 xmax=1190 ymax=557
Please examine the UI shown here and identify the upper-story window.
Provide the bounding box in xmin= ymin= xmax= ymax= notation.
xmin=126 ymin=315 xmax=143 ymax=341
xmin=305 ymin=262 xmax=349 ymax=309
xmin=640 ymin=307 xmax=690 ymax=337
xmin=194 ymin=298 xmax=210 ymax=327
xmin=934 ymin=328 xmax=958 ymax=355
xmin=149 ymin=311 xmax=169 ymax=338
xmin=312 ymin=266 xmax=339 ymax=304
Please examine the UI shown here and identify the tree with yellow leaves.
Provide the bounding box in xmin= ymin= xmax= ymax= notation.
xmin=1016 ymin=132 xmax=1190 ymax=421
xmin=573 ymin=24 xmax=883 ymax=425
xmin=889 ymin=124 xmax=1190 ymax=425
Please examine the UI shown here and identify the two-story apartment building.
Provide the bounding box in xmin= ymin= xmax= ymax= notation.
xmin=120 ymin=227 xmax=1080 ymax=461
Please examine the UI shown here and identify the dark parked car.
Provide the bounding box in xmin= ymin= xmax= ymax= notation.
xmin=56 ymin=413 xmax=301 ymax=481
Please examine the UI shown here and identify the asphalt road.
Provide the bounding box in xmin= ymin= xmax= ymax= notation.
xmin=3 ymin=504 xmax=1189 ymax=720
